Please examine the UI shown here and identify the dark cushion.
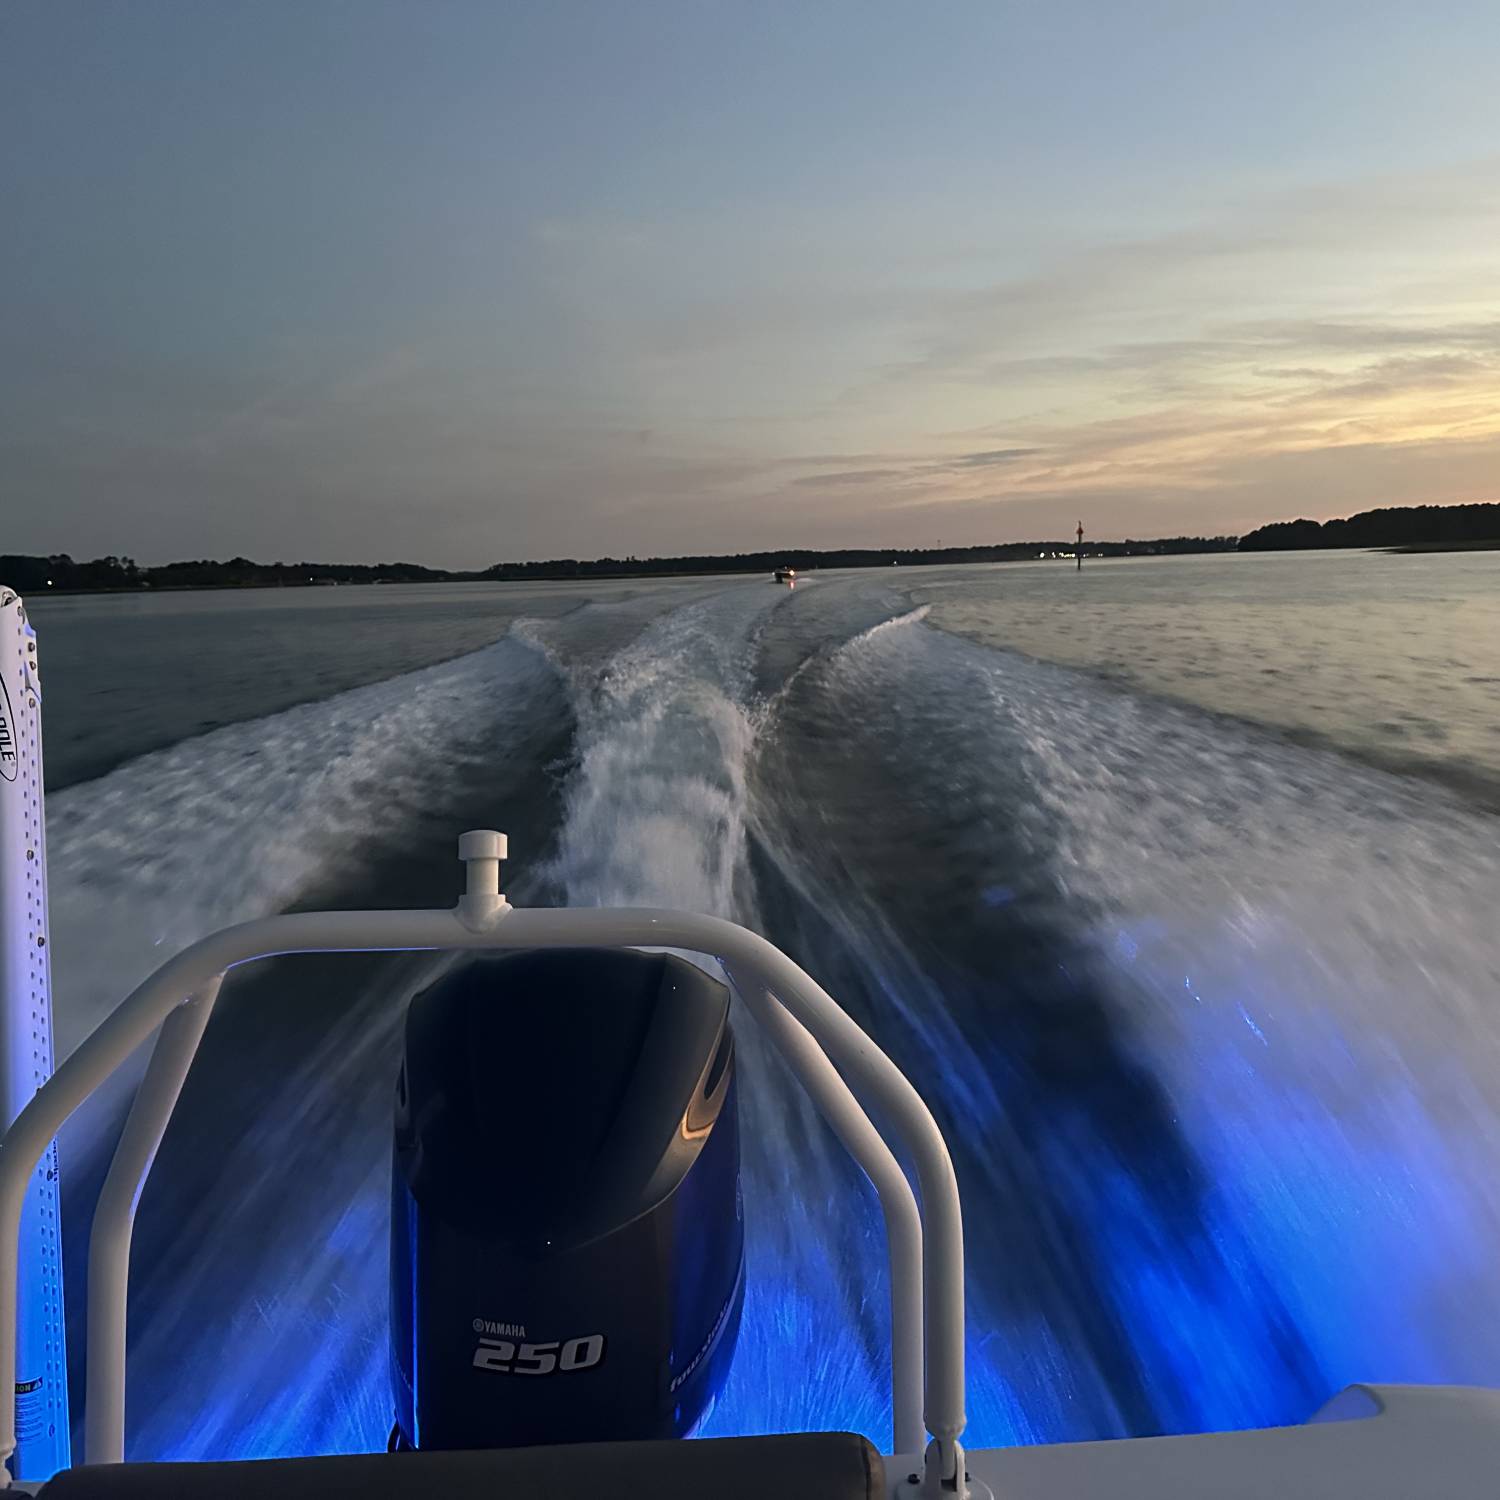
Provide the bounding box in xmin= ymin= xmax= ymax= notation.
xmin=38 ymin=1431 xmax=884 ymax=1500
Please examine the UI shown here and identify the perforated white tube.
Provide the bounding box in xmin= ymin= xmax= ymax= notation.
xmin=0 ymin=592 xmax=68 ymax=1482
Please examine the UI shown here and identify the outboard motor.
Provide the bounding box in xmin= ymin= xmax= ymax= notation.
xmin=390 ymin=948 xmax=743 ymax=1451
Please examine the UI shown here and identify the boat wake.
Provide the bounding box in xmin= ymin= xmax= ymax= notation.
xmin=537 ymin=584 xmax=895 ymax=1439
xmin=47 ymin=631 xmax=558 ymax=1060
xmin=750 ymin=605 xmax=1500 ymax=1438
xmin=43 ymin=578 xmax=1500 ymax=1460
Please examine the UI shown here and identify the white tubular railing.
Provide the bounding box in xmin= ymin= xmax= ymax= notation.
xmin=83 ymin=979 xmax=222 ymax=1466
xmin=0 ymin=837 xmax=967 ymax=1487
xmin=721 ymin=962 xmax=925 ymax=1456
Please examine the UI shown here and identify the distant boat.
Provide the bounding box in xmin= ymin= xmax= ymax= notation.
xmin=773 ymin=566 xmax=796 ymax=585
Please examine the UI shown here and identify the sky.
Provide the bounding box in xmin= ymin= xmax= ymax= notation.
xmin=4 ymin=1 xmax=1500 ymax=566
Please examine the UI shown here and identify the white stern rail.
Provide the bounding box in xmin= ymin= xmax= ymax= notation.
xmin=721 ymin=960 xmax=925 ymax=1458
xmin=82 ymin=980 xmax=222 ymax=1469
xmin=0 ymin=837 xmax=969 ymax=1489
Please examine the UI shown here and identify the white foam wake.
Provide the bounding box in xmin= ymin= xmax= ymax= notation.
xmin=803 ymin=609 xmax=1500 ymax=1424
xmin=46 ymin=632 xmax=552 ymax=1060
xmin=994 ymin=639 xmax=1500 ymax=1391
xmin=544 ymin=587 xmax=777 ymax=914
xmin=540 ymin=585 xmax=899 ymax=1441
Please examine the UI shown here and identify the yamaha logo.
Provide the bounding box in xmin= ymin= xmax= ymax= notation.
xmin=0 ymin=673 xmax=17 ymax=783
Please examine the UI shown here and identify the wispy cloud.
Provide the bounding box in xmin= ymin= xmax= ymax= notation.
xmin=792 ymin=468 xmax=910 ymax=489
xmin=732 ymin=160 xmax=1500 ymax=542
xmin=950 ymin=447 xmax=1040 ymax=467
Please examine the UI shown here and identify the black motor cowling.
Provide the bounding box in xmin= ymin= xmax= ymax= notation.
xmin=390 ymin=948 xmax=743 ymax=1451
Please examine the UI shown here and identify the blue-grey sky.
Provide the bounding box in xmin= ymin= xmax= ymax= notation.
xmin=5 ymin=1 xmax=1500 ymax=565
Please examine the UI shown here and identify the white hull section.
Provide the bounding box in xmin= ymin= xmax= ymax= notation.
xmin=884 ymin=1385 xmax=1500 ymax=1499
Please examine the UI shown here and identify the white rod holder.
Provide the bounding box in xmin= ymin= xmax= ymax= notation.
xmin=456 ymin=829 xmax=507 ymax=929
xmin=0 ymin=591 xmax=69 ymax=1482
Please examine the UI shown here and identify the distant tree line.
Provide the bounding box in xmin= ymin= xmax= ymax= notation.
xmin=480 ymin=535 xmax=1239 ymax=580
xmin=2 ymin=535 xmax=1240 ymax=592
xmin=15 ymin=502 xmax=1491 ymax=589
xmin=1238 ymin=502 xmax=1500 ymax=551
xmin=0 ymin=554 xmax=459 ymax=592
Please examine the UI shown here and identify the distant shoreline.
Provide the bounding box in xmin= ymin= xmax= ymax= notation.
xmin=11 ymin=500 xmax=1498 ymax=597
xmin=1384 ymin=539 xmax=1500 ymax=553
xmin=10 ymin=555 xmax=1187 ymax=598
xmin=2 ymin=535 xmax=1238 ymax=596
